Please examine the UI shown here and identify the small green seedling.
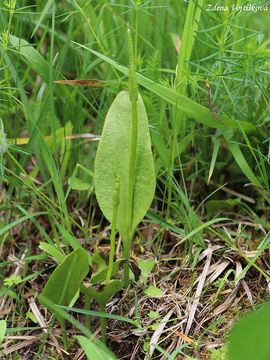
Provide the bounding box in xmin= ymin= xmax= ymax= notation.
xmin=39 ymin=247 xmax=89 ymax=348
xmin=94 ymin=29 xmax=155 ymax=286
xmin=82 ymin=280 xmax=124 ymax=342
xmin=137 ymin=259 xmax=156 ymax=284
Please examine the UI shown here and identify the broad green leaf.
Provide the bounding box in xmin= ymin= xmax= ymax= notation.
xmin=144 ymin=286 xmax=163 ymax=298
xmin=229 ymin=301 xmax=270 ymax=360
xmin=73 ymin=43 xmax=256 ymax=133
xmin=94 ymin=91 xmax=155 ymax=238
xmin=0 ymin=320 xmax=6 ymax=346
xmin=76 ymin=335 xmax=118 ymax=360
xmin=39 ymin=248 xmax=89 ymax=323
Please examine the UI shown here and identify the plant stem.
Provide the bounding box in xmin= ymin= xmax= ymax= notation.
xmin=124 ymin=28 xmax=138 ymax=286
xmin=99 ymin=303 xmax=106 ymax=343
xmin=60 ymin=320 xmax=68 ymax=350
xmin=107 ymin=179 xmax=119 ymax=282
xmin=106 ymin=219 xmax=116 ymax=282
xmin=84 ymin=292 xmax=91 ymax=330
xmin=134 ymin=0 xmax=140 ymax=63
xmin=123 ymin=239 xmax=131 ymax=287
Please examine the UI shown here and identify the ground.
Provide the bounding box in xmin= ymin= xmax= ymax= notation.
xmin=0 ymin=0 xmax=269 ymax=359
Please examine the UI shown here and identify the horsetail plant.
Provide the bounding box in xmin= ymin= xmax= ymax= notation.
xmin=94 ymin=29 xmax=156 ymax=287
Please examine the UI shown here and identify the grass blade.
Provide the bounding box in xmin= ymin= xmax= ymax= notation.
xmin=73 ymin=43 xmax=255 ymax=132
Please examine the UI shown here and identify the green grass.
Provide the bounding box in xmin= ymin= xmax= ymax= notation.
xmin=0 ymin=0 xmax=269 ymax=359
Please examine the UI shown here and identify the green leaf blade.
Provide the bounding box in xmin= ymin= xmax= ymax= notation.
xmin=229 ymin=302 xmax=270 ymax=360
xmin=94 ymin=91 xmax=155 ymax=238
xmin=39 ymin=248 xmax=89 ymax=320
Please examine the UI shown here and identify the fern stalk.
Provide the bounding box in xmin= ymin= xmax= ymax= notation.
xmin=124 ymin=28 xmax=139 ymax=287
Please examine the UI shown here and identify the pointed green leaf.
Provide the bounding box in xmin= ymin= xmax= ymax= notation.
xmin=39 ymin=248 xmax=89 ymax=322
xmin=94 ymin=91 xmax=155 ymax=238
